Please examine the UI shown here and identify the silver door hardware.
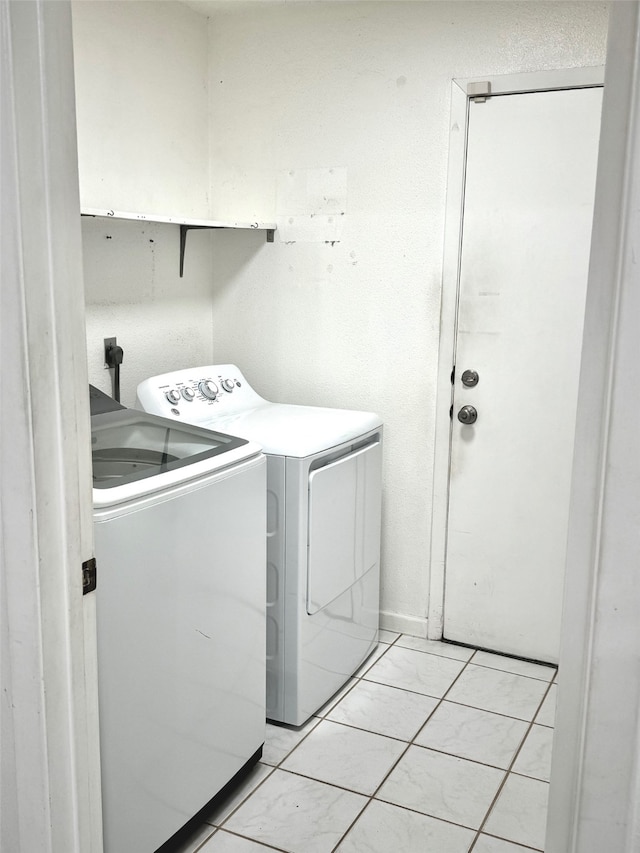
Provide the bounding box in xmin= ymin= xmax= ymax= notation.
xmin=83 ymin=557 xmax=97 ymax=594
xmin=461 ymin=369 xmax=479 ymax=387
xmin=467 ymin=81 xmax=492 ymax=103
xmin=457 ymin=405 xmax=478 ymax=425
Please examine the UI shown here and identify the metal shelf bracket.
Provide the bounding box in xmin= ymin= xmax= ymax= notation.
xmin=179 ymin=224 xmax=277 ymax=276
xmin=179 ymin=224 xmax=213 ymax=277
xmin=80 ymin=210 xmax=276 ymax=277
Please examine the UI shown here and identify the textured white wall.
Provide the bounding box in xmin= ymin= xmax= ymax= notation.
xmin=73 ymin=0 xmax=609 ymax=632
xmin=205 ymin=1 xmax=609 ymax=633
xmin=72 ymin=0 xmax=210 ymax=218
xmin=82 ymin=217 xmax=216 ymax=406
xmin=73 ymin=1 xmax=217 ymax=405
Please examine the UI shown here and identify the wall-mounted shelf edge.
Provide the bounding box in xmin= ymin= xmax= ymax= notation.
xmin=80 ymin=208 xmax=277 ymax=277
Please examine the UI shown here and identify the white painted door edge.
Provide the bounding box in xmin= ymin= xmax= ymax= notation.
xmin=1 ymin=2 xmax=102 ymax=851
xmin=427 ymin=65 xmax=605 ymax=642
xmin=546 ymin=5 xmax=640 ymax=850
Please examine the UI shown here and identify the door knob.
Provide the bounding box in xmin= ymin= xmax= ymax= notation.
xmin=457 ymin=405 xmax=478 ymax=425
xmin=461 ymin=369 xmax=479 ymax=387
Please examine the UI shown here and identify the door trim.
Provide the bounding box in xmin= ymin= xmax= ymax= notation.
xmin=427 ymin=66 xmax=604 ymax=641
xmin=1 ymin=2 xmax=102 ymax=850
xmin=547 ymin=3 xmax=640 ymax=846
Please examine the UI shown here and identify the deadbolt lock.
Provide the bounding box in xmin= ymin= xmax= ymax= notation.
xmin=461 ymin=369 xmax=479 ymax=388
xmin=457 ymin=405 xmax=478 ymax=425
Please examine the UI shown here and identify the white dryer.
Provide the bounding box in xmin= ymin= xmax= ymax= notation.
xmin=137 ymin=366 xmax=383 ymax=726
xmin=91 ymin=401 xmax=266 ymax=850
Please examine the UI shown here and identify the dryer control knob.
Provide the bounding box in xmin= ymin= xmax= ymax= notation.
xmin=199 ymin=380 xmax=219 ymax=400
xmin=165 ymin=389 xmax=181 ymax=404
xmin=181 ymin=387 xmax=195 ymax=401
xmin=221 ymin=378 xmax=235 ymax=392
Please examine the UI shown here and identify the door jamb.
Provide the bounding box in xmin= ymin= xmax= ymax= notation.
xmin=427 ymin=66 xmax=605 ymax=641
xmin=1 ymin=2 xmax=102 ymax=850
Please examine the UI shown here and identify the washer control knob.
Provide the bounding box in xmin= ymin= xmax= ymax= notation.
xmin=221 ymin=378 xmax=235 ymax=393
xmin=165 ymin=389 xmax=181 ymax=404
xmin=181 ymin=387 xmax=195 ymax=401
xmin=199 ymin=380 xmax=219 ymax=400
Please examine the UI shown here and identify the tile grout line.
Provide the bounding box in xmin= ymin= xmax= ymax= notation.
xmin=313 ymin=712 xmax=546 ymax=777
xmin=207 ymin=826 xmax=289 ymax=853
xmin=393 ymin=640 xmax=557 ymax=683
xmin=399 ymin=649 xmax=555 ymax=682
xmin=259 ymin=641 xmax=477 ymax=850
xmin=329 ymin=792 xmax=489 ymax=853
xmin=340 ymin=644 xmax=556 ymax=850
xmin=209 ymin=638 xmax=398 ymax=835
xmin=329 ymin=645 xmax=484 ymax=851
xmin=189 ymin=826 xmax=217 ymax=853
xmin=471 ymin=832 xmax=543 ymax=853
xmin=466 ymin=674 xmax=557 ymax=851
xmin=203 ymin=635 xmax=557 ymax=853
xmin=207 ymin=765 xmax=276 ymax=832
xmin=207 ymin=718 xmax=319 ymax=832
xmin=351 ymin=651 xmax=555 ymax=725
xmin=412 ymin=695 xmax=551 ymax=724
xmin=461 ymin=661 xmax=558 ymax=685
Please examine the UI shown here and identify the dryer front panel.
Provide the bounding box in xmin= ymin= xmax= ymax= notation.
xmin=306 ymin=439 xmax=382 ymax=615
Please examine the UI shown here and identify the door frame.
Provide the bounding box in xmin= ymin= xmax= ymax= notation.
xmin=547 ymin=3 xmax=640 ymax=846
xmin=427 ymin=65 xmax=605 ymax=641
xmin=1 ymin=1 xmax=102 ymax=850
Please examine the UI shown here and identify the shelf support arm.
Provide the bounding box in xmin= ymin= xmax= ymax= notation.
xmin=180 ymin=224 xmax=276 ymax=276
xmin=179 ymin=224 xmax=211 ymax=277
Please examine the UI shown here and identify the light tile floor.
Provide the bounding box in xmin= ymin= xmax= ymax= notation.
xmin=173 ymin=631 xmax=557 ymax=853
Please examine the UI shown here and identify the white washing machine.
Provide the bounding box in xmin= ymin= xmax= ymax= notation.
xmin=91 ymin=399 xmax=266 ymax=851
xmin=137 ymin=366 xmax=383 ymax=726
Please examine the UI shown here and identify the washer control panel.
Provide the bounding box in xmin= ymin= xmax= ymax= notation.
xmin=199 ymin=380 xmax=219 ymax=400
xmin=136 ymin=365 xmax=266 ymax=424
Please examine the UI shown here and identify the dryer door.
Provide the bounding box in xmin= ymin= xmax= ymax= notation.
xmin=306 ymin=440 xmax=382 ymax=615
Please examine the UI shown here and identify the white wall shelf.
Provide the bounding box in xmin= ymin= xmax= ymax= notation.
xmin=80 ymin=208 xmax=277 ymax=277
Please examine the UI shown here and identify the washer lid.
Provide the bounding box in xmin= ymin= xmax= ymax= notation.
xmin=91 ymin=410 xmax=258 ymax=505
xmin=205 ymin=403 xmax=382 ymax=457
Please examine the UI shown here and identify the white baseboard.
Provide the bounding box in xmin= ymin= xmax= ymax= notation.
xmin=379 ymin=610 xmax=429 ymax=638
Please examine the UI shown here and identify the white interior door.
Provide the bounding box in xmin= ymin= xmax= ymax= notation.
xmin=443 ymin=86 xmax=602 ymax=663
